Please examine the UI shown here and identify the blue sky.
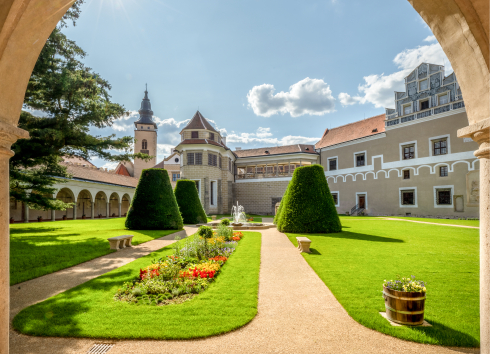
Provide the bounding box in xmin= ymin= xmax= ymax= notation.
xmin=61 ymin=0 xmax=451 ymax=168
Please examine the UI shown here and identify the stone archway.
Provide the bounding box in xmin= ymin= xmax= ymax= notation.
xmin=121 ymin=193 xmax=131 ymax=217
xmin=0 ymin=1 xmax=488 ymax=353
xmin=55 ymin=187 xmax=76 ymax=220
xmin=76 ymin=190 xmax=93 ymax=219
xmin=94 ymin=191 xmax=108 ymax=218
xmin=108 ymin=192 xmax=120 ymax=217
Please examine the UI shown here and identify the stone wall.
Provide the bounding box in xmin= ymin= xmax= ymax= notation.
xmin=234 ymin=180 xmax=290 ymax=215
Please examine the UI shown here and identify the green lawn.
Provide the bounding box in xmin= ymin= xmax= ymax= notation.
xmin=13 ymin=231 xmax=261 ymax=339
xmin=287 ymin=216 xmax=479 ymax=347
xmin=380 ymin=216 xmax=480 ymax=228
xmin=10 ymin=218 xmax=179 ymax=285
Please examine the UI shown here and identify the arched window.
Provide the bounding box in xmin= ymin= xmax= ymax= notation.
xmin=142 ymin=139 xmax=148 ymax=150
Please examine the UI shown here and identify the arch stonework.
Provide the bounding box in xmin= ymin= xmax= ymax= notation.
xmin=0 ymin=1 xmax=489 ymax=353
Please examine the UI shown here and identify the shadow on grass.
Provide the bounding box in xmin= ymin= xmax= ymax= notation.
xmin=308 ymin=248 xmax=322 ymax=255
xmin=411 ymin=319 xmax=480 ymax=349
xmin=307 ymin=231 xmax=404 ymax=243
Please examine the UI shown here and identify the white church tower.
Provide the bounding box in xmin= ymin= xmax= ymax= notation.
xmin=133 ymin=87 xmax=157 ymax=179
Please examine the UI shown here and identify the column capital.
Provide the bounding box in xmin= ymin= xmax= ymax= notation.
xmin=457 ymin=118 xmax=490 ymax=159
xmin=0 ymin=120 xmax=29 ymax=157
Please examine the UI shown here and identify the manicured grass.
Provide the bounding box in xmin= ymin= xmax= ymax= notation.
xmin=10 ymin=218 xmax=179 ymax=285
xmin=13 ymin=231 xmax=261 ymax=339
xmin=381 ymin=216 xmax=479 ymax=228
xmin=287 ymin=216 xmax=479 ymax=347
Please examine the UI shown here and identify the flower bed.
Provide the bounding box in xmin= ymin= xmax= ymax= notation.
xmin=115 ymin=228 xmax=244 ymax=306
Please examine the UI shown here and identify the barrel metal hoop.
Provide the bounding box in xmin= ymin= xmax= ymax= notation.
xmin=383 ymin=291 xmax=426 ymax=301
xmin=385 ymin=304 xmax=425 ymax=315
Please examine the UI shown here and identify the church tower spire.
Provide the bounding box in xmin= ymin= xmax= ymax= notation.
xmin=133 ymin=86 xmax=158 ymax=178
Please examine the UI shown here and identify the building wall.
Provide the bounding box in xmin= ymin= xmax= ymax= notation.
xmin=134 ymin=127 xmax=157 ymax=179
xmin=319 ymin=111 xmax=480 ymax=217
xmin=234 ymin=179 xmax=290 ymax=215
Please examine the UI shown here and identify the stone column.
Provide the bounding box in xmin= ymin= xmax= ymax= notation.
xmin=91 ymin=201 xmax=95 ymax=219
xmin=0 ymin=123 xmax=29 ymax=354
xmin=288 ymin=162 xmax=291 ymax=176
xmin=106 ymin=202 xmax=109 ymax=218
xmin=51 ymin=209 xmax=55 ymax=222
xmin=458 ymin=119 xmax=490 ymax=354
xmin=73 ymin=203 xmax=77 ymax=220
xmin=118 ymin=202 xmax=121 ymax=217
xmin=23 ymin=202 xmax=29 ymax=223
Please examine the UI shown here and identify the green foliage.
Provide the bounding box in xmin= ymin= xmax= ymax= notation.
xmin=10 ymin=5 xmax=150 ymax=211
xmin=220 ymin=218 xmax=230 ymax=226
xmin=216 ymin=224 xmax=234 ymax=241
xmin=125 ymin=169 xmax=183 ymax=230
xmin=197 ymin=226 xmax=213 ymax=239
xmin=174 ymin=180 xmax=207 ymax=224
xmin=275 ymin=164 xmax=342 ymax=233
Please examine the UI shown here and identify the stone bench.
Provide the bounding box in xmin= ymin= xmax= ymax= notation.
xmin=296 ymin=237 xmax=312 ymax=253
xmin=108 ymin=235 xmax=134 ymax=250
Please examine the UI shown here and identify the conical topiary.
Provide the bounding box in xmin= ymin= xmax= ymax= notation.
xmin=125 ymin=168 xmax=183 ymax=230
xmin=275 ymin=164 xmax=342 ymax=233
xmin=174 ymin=180 xmax=207 ymax=224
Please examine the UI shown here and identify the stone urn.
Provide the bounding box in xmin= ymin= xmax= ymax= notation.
xmin=62 ymin=215 xmax=67 ymax=220
xmin=9 ymin=217 xmax=14 ymax=224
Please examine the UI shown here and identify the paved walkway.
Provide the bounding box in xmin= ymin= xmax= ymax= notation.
xmin=10 ymin=228 xmax=478 ymax=354
xmin=381 ymin=217 xmax=480 ymax=229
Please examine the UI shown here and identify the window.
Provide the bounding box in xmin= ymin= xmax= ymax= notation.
xmin=175 ymin=157 xmax=179 ymax=163
xmin=209 ymin=133 xmax=215 ymax=141
xmin=439 ymin=93 xmax=449 ymax=105
xmin=433 ymin=138 xmax=448 ymax=155
xmin=440 ymin=166 xmax=448 ymax=177
xmin=403 ymin=170 xmax=410 ymax=179
xmin=172 ymin=173 xmax=180 ymax=182
xmin=437 ymin=190 xmax=452 ymax=205
xmin=187 ymin=153 xmax=194 ymax=165
xmin=219 ymin=155 xmax=222 ymax=168
xmin=419 ymin=79 xmax=428 ymax=91
xmin=195 ymin=152 xmax=202 ymax=165
xmin=329 ymin=159 xmax=337 ymax=171
xmin=420 ymin=99 xmax=429 ymax=110
xmin=210 ymin=181 xmax=216 ymax=206
xmin=331 ymin=193 xmax=338 ymax=205
xmin=403 ymin=104 xmax=412 ymax=115
xmin=208 ymin=153 xmax=217 ymax=167
xmin=403 ymin=145 xmax=415 ymax=159
xmin=401 ymin=190 xmax=415 ymax=205
xmin=229 ymin=158 xmax=232 ymax=172
xmin=191 ymin=131 xmax=198 ymax=138
xmin=142 ymin=139 xmax=148 ymax=150
xmin=356 ymin=154 xmax=365 ymax=167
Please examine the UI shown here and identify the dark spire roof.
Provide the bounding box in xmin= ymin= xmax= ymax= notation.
xmin=180 ymin=110 xmax=218 ymax=133
xmin=134 ymin=86 xmax=157 ymax=128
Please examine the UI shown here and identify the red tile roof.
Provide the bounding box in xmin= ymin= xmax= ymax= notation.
xmin=62 ymin=156 xmax=96 ymax=167
xmin=115 ymin=163 xmax=131 ymax=176
xmin=61 ymin=162 xmax=138 ymax=188
xmin=234 ymin=144 xmax=317 ymax=158
xmin=180 ymin=111 xmax=218 ymax=133
xmin=315 ymin=114 xmax=386 ymax=149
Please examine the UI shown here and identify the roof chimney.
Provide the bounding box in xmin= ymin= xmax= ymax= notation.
xmin=222 ymin=136 xmax=227 ymax=145
xmin=235 ymin=147 xmax=242 ymax=151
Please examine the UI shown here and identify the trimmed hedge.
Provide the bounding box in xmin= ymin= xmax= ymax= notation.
xmin=125 ymin=169 xmax=183 ymax=230
xmin=275 ymin=164 xmax=342 ymax=233
xmin=174 ymin=180 xmax=207 ymax=224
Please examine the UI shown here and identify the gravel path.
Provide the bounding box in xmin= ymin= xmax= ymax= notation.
xmin=381 ymin=217 xmax=479 ymax=229
xmin=10 ymin=227 xmax=478 ymax=354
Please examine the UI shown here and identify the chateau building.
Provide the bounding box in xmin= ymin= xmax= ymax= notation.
xmin=10 ymin=62 xmax=480 ymax=222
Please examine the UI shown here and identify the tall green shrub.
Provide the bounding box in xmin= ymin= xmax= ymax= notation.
xmin=275 ymin=164 xmax=341 ymax=233
xmin=174 ymin=180 xmax=207 ymax=224
xmin=125 ymin=169 xmax=183 ymax=230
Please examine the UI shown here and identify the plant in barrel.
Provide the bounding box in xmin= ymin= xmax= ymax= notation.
xmin=197 ymin=225 xmax=213 ymax=258
xmin=383 ymin=276 xmax=427 ymax=325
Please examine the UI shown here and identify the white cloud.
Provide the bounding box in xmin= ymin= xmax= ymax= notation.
xmin=100 ymin=161 xmax=119 ymax=170
xmin=226 ymin=127 xmax=318 ymax=146
xmin=157 ymin=144 xmax=175 ymax=156
xmin=339 ymin=41 xmax=453 ymax=108
xmin=424 ymin=35 xmax=437 ymax=42
xmin=247 ymin=77 xmax=336 ymax=117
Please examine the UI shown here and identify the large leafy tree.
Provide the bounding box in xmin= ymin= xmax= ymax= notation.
xmin=9 ymin=1 xmax=149 ymax=211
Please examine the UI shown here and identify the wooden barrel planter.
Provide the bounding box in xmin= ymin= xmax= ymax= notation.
xmin=383 ymin=286 xmax=426 ymax=325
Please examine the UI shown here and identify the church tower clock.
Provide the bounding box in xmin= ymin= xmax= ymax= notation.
xmin=133 ymin=87 xmax=157 ymax=179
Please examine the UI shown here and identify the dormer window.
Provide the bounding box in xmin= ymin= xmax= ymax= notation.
xmin=372 ymin=128 xmax=378 ymax=133
xmin=265 ymin=150 xmax=269 ymax=154
xmin=191 ymin=131 xmax=198 ymax=139
xmin=305 ymin=147 xmax=309 ymax=151
xmin=209 ymin=133 xmax=215 ymax=141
